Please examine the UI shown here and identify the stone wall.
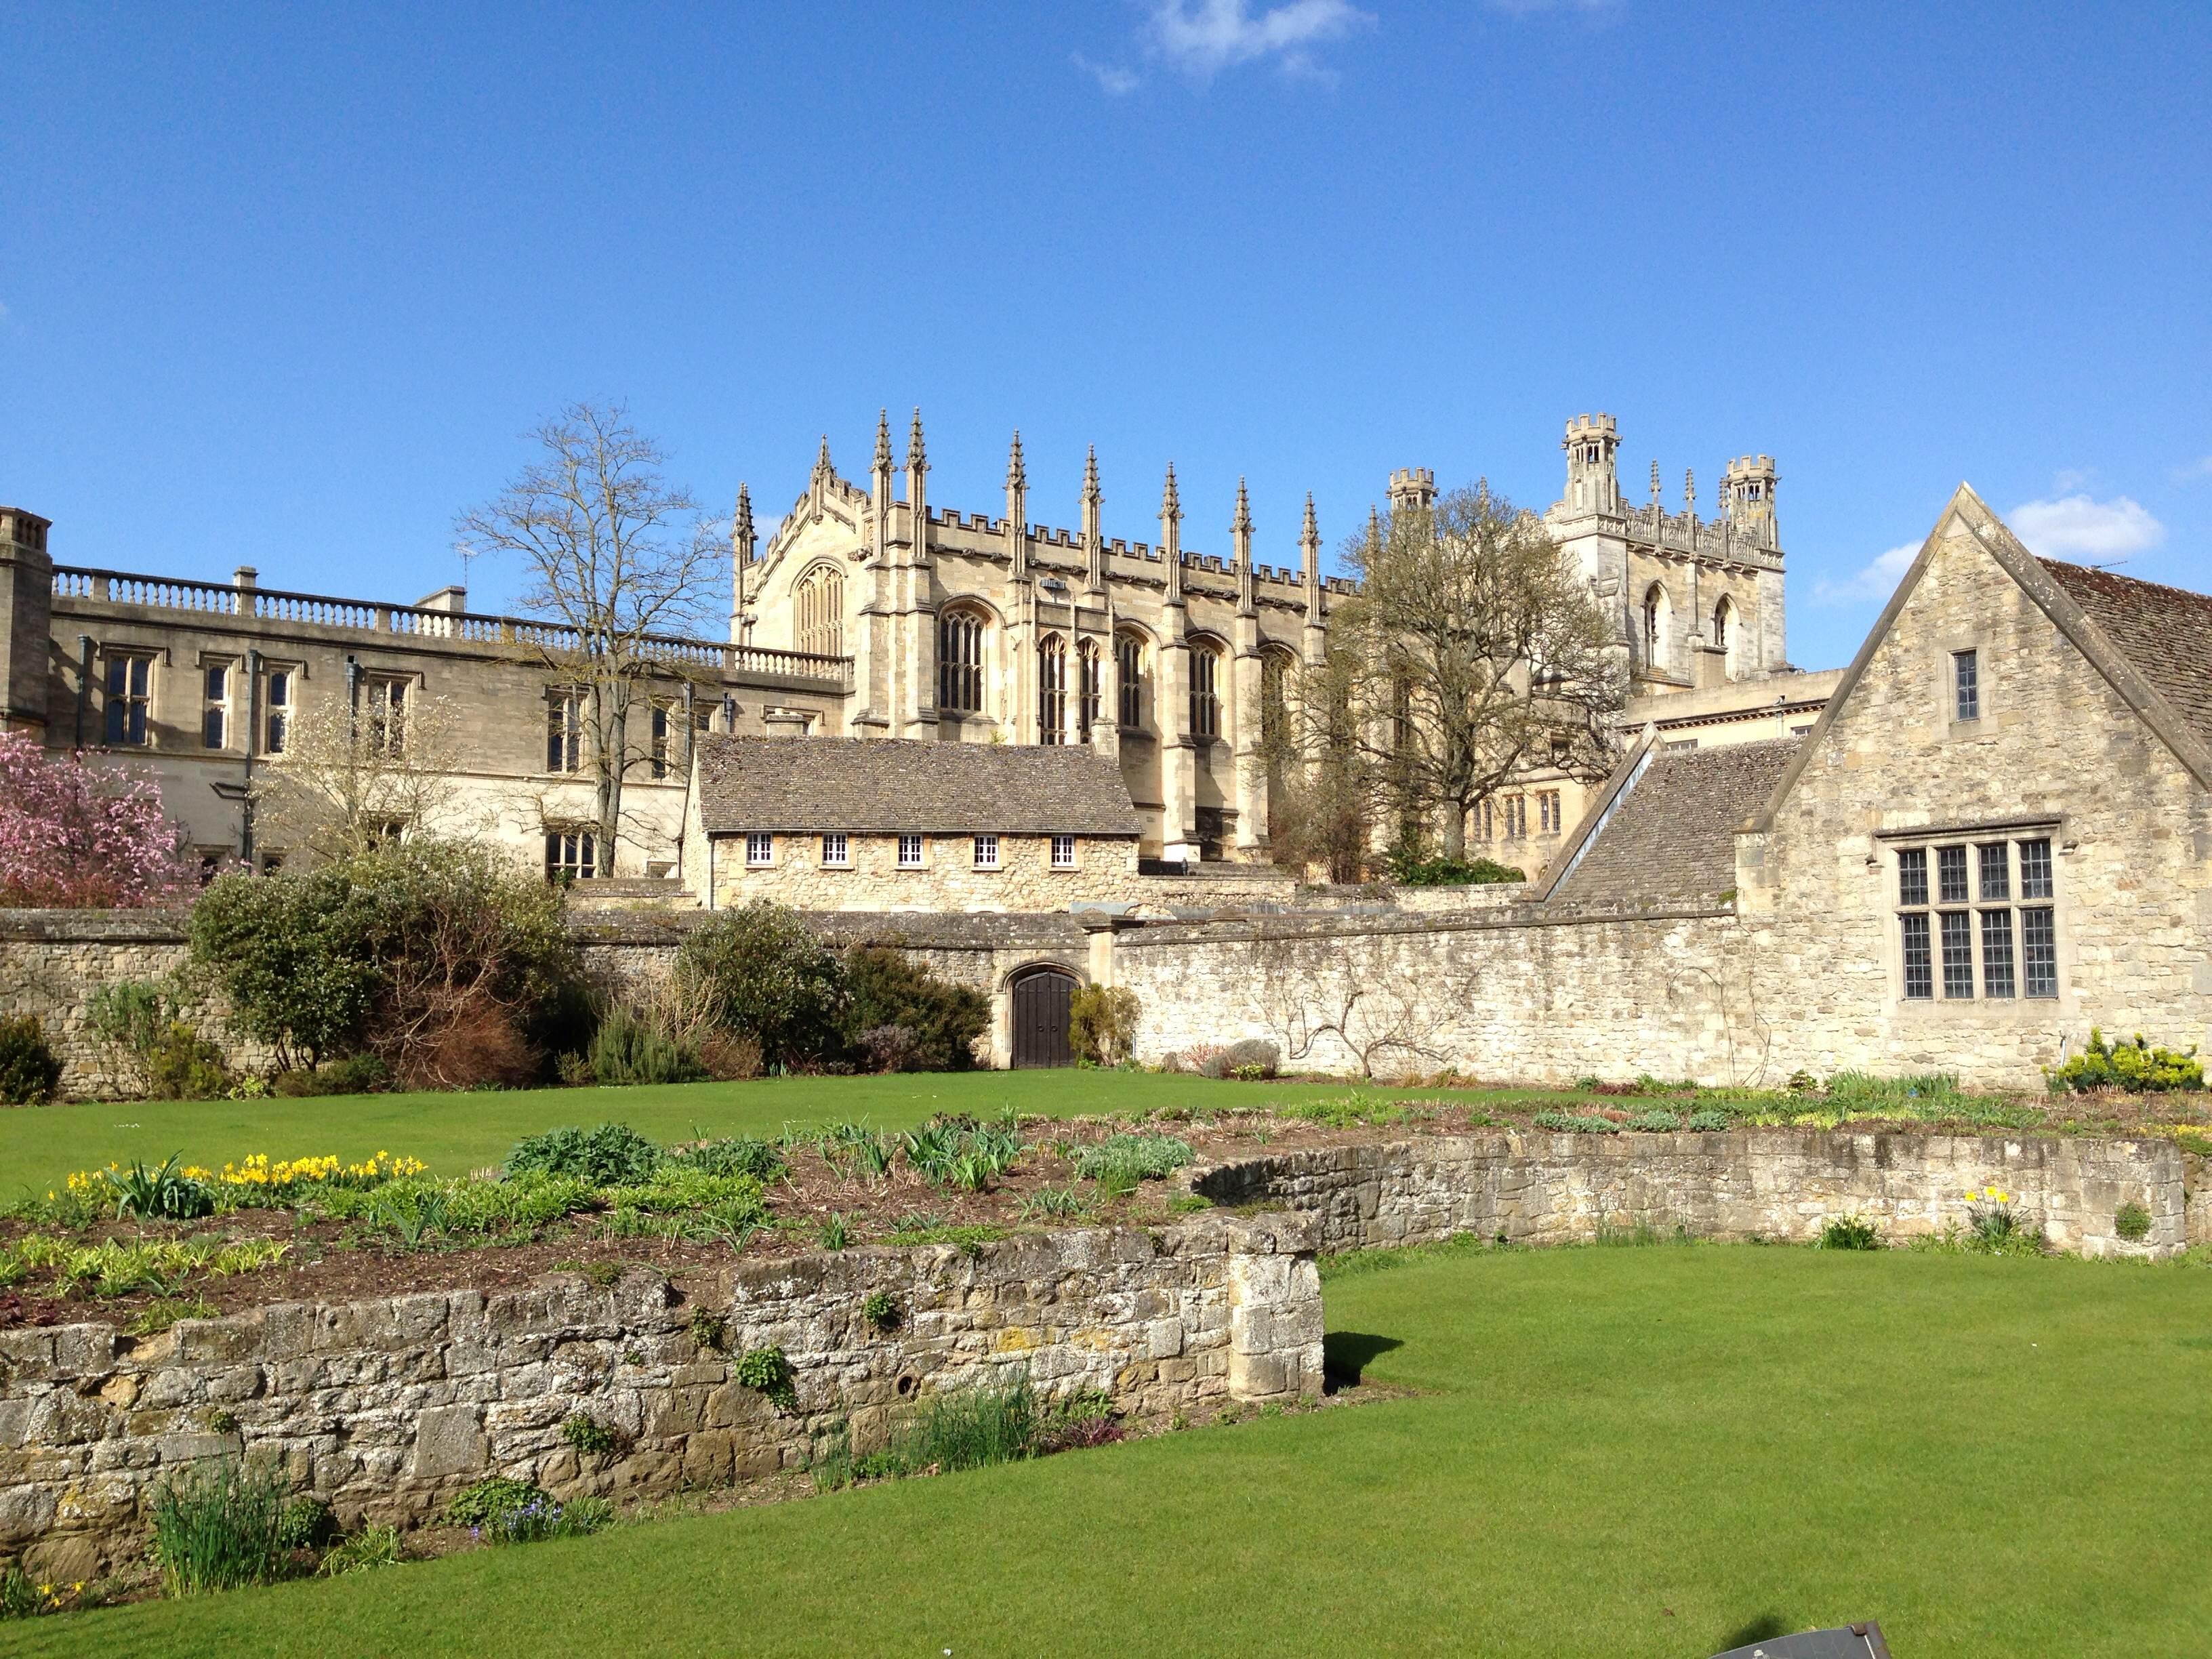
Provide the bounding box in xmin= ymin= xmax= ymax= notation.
xmin=0 ymin=1212 xmax=1323 ymax=1579
xmin=706 ymin=831 xmax=1141 ymax=914
xmin=1185 ymin=1128 xmax=2186 ymax=1259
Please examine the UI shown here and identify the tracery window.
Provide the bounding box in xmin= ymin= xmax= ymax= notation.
xmin=1189 ymin=640 xmax=1222 ymax=739
xmin=1038 ymin=634 xmax=1067 ymax=743
xmin=794 ymin=566 xmax=845 ymax=658
xmin=1115 ymin=631 xmax=1145 ymax=729
xmin=1642 ymin=583 xmax=1668 ymax=671
xmin=104 ymin=655 xmax=151 ymax=747
xmin=1078 ymin=640 xmax=1101 ymax=740
xmin=940 ymin=609 xmax=986 ymax=714
xmin=1895 ymin=835 xmax=2057 ymax=1002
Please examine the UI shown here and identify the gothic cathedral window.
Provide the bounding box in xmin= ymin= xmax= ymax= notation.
xmin=1038 ymin=634 xmax=1067 ymax=743
xmin=939 ymin=609 xmax=985 ymax=713
xmin=1189 ymin=642 xmax=1221 ymax=739
xmin=1115 ymin=631 xmax=1144 ymax=730
xmin=794 ymin=567 xmax=844 ymax=658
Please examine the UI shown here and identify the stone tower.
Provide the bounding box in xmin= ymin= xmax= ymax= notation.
xmin=0 ymin=506 xmax=54 ymax=735
xmin=1387 ymin=468 xmax=1437 ymax=514
xmin=1723 ymin=455 xmax=1780 ymax=550
xmin=1561 ymin=413 xmax=1622 ymax=516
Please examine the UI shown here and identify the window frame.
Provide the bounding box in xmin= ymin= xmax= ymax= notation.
xmin=820 ymin=832 xmax=849 ymax=868
xmin=263 ymin=665 xmax=294 ymax=755
xmin=1115 ymin=632 xmax=1145 ymax=731
xmin=897 ymin=833 xmax=925 ymax=869
xmin=939 ymin=609 xmax=986 ymax=714
xmin=973 ymin=833 xmax=1000 ymax=870
xmin=1889 ymin=825 xmax=2060 ymax=1006
xmin=744 ymin=832 xmax=773 ymax=867
xmin=1189 ymin=642 xmax=1222 ymax=739
xmin=1952 ymin=649 xmax=1980 ymax=722
xmin=546 ymin=687 xmax=586 ymax=774
xmin=1038 ymin=634 xmax=1067 ymax=744
xmin=201 ymin=659 xmax=233 ymax=751
xmin=103 ymin=652 xmax=153 ymax=747
xmin=544 ymin=829 xmax=596 ymax=884
xmin=363 ymin=673 xmax=411 ymax=756
xmin=1050 ymin=834 xmax=1077 ymax=870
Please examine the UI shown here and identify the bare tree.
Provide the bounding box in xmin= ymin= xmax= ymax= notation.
xmin=456 ymin=403 xmax=724 ymax=872
xmin=1273 ymin=484 xmax=1626 ymax=863
xmin=251 ymin=689 xmax=469 ymax=862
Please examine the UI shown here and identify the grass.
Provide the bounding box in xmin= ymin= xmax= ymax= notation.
xmin=18 ymin=1244 xmax=2209 ymax=1656
xmin=0 ymin=1072 xmax=1561 ymax=1194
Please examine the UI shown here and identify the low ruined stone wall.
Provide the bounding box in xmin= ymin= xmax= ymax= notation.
xmin=1185 ymin=1128 xmax=2186 ymax=1260
xmin=0 ymin=1213 xmax=1322 ymax=1580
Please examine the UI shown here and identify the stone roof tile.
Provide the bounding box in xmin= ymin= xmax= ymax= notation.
xmin=2039 ymin=558 xmax=2212 ymax=752
xmin=695 ymin=736 xmax=1142 ymax=837
xmin=1552 ymin=737 xmax=1799 ymax=905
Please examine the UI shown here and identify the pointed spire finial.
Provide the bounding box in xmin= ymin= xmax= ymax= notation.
xmin=1161 ymin=461 xmax=1182 ymax=522
xmin=1082 ymin=445 xmax=1101 ymax=502
xmin=1232 ymin=476 xmax=1252 ymax=534
xmin=1366 ymin=502 xmax=1382 ymax=546
xmin=1684 ymin=468 xmax=1696 ymax=514
xmin=874 ymin=409 xmax=893 ymax=474
xmin=812 ymin=434 xmax=832 ymax=481
xmin=1006 ymin=430 xmax=1027 ymax=491
xmin=905 ymin=408 xmax=927 ymax=473
xmin=1650 ymin=458 xmax=1662 ymax=501
xmin=733 ymin=483 xmax=754 ymax=550
xmin=1302 ymin=491 xmax=1319 ymax=546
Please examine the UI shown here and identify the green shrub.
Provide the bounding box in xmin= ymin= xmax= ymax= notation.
xmin=588 ymin=1006 xmax=705 ymax=1086
xmin=860 ymin=1290 xmax=899 ymax=1330
xmin=270 ymin=1053 xmax=390 ymax=1097
xmin=144 ymin=1021 xmax=230 ymax=1101
xmin=0 ymin=1015 xmax=62 ymax=1105
xmin=561 ymin=1412 xmax=621 ymax=1455
xmin=667 ymin=1136 xmax=783 ymax=1181
xmin=127 ymin=1294 xmax=221 ymax=1335
xmin=1382 ymin=840 xmax=1525 ymax=886
xmin=504 ymin=1122 xmax=665 ymax=1186
xmin=899 ymin=1115 xmax=1023 ymax=1189
xmin=2048 ymin=1029 xmax=2205 ymax=1094
xmin=1825 ymin=1069 xmax=1961 ymax=1105
xmin=100 ymin=1153 xmax=217 ymax=1221
xmin=821 ymin=1375 xmax=1048 ymax=1486
xmin=1532 ymin=1110 xmax=1621 ymax=1134
xmin=2115 ymin=1200 xmax=2152 ymax=1243
xmin=675 ymin=901 xmax=848 ymax=1070
xmin=1622 ymin=1109 xmax=1684 ymax=1132
xmin=688 ymin=1308 xmax=729 ymax=1351
xmin=1685 ymin=1109 xmax=1732 ymax=1132
xmin=844 ymin=945 xmax=988 ymax=1071
xmin=318 ymin=1523 xmax=401 ymax=1576
xmin=150 ymin=1458 xmax=293 ymax=1595
xmin=1067 ymin=984 xmax=1141 ymax=1066
xmin=1073 ymin=1132 xmax=1193 ymax=1184
xmin=443 ymin=1477 xmax=611 ymax=1544
xmin=735 ymin=1346 xmax=798 ymax=1411
xmin=275 ymin=1496 xmax=337 ymax=1551
xmin=1818 ymin=1215 xmax=1882 ymax=1250
xmin=1195 ymin=1038 xmax=1279 ymax=1080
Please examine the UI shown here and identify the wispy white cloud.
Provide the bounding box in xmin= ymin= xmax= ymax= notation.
xmin=2007 ymin=493 xmax=2165 ymax=560
xmin=1073 ymin=52 xmax=1141 ymax=95
xmin=1145 ymin=0 xmax=1374 ymax=83
xmin=2050 ymin=466 xmax=2093 ymax=492
xmin=1815 ymin=541 xmax=1921 ymax=605
xmin=2173 ymin=455 xmax=2212 ymax=484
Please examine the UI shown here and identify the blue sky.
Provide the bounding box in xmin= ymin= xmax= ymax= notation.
xmin=3 ymin=1 xmax=2207 ymax=672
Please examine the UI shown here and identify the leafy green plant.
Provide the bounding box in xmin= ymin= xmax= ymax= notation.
xmin=2115 ymin=1200 xmax=2153 ymax=1242
xmin=818 ymin=1212 xmax=850 ymax=1250
xmin=843 ymin=945 xmax=989 ymax=1071
xmin=318 ymin=1523 xmax=401 ymax=1576
xmin=2048 ymin=1029 xmax=2205 ymax=1094
xmin=736 ymin=1346 xmax=798 ymax=1411
xmin=860 ymin=1290 xmax=899 ymax=1330
xmin=443 ymin=1477 xmax=611 ymax=1544
xmin=587 ymin=1005 xmax=705 ymax=1086
xmin=270 ymin=1053 xmax=391 ymax=1097
xmin=676 ymin=901 xmax=850 ymax=1070
xmin=668 ymin=1135 xmax=783 ymax=1181
xmin=1963 ymin=1187 xmax=2045 ymax=1256
xmin=1073 ymin=1132 xmax=1193 ymax=1184
xmin=1067 ymin=983 xmax=1141 ymax=1067
xmin=1382 ymin=844 xmax=1525 ymax=886
xmin=818 ymin=1121 xmax=894 ymax=1178
xmin=99 ymin=1153 xmax=216 ymax=1220
xmin=0 ymin=1013 xmax=64 ymax=1105
xmin=276 ymin=1496 xmax=337 ymax=1551
xmin=374 ymin=1183 xmax=451 ymax=1247
xmin=1685 ymin=1109 xmax=1732 ymax=1132
xmin=1531 ymin=1110 xmax=1621 ymax=1134
xmin=150 ymin=1457 xmax=293 ymax=1595
xmin=1622 ymin=1109 xmax=1684 ymax=1132
xmin=1275 ymin=1094 xmax=1419 ymax=1130
xmin=1019 ymin=1185 xmax=1092 ymax=1221
xmin=1825 ymin=1069 xmax=1961 ymax=1107
xmin=689 ymin=1307 xmax=729 ymax=1351
xmin=561 ymin=1412 xmax=621 ymax=1455
xmin=1818 ymin=1215 xmax=1881 ymax=1251
xmin=128 ymin=1294 xmax=221 ymax=1335
xmin=503 ymin=1122 xmax=664 ymax=1186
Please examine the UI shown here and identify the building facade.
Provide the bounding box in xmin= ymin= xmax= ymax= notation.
xmin=741 ymin=411 xmax=1813 ymax=866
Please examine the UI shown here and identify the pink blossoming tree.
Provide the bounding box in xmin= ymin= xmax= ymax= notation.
xmin=0 ymin=731 xmax=197 ymax=907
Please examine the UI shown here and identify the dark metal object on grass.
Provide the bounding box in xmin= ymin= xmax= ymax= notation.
xmin=1709 ymin=1622 xmax=1891 ymax=1659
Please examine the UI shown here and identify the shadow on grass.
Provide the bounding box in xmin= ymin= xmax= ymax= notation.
xmin=1322 ymin=1330 xmax=1403 ymax=1391
xmin=1713 ymin=1612 xmax=1794 ymax=1652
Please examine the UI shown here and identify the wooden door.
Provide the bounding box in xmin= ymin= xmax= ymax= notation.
xmin=1010 ymin=970 xmax=1075 ymax=1069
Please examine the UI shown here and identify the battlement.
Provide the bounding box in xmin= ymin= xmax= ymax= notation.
xmin=1563 ymin=412 xmax=1618 ymax=443
xmin=1724 ymin=455 xmax=1777 ymax=478
xmin=1387 ymin=467 xmax=1434 ymax=493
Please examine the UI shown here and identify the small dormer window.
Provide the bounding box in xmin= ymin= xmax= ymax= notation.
xmin=1952 ymin=650 xmax=1980 ymax=722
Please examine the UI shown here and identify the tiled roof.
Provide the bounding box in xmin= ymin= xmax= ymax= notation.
xmin=1551 ymin=738 xmax=1799 ymax=905
xmin=2040 ymin=558 xmax=2212 ymax=752
xmin=694 ymin=736 xmax=1143 ymax=837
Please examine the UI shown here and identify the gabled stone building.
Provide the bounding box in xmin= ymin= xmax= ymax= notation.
xmin=682 ymin=735 xmax=1143 ymax=913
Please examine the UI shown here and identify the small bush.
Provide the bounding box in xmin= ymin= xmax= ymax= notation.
xmin=887 ymin=1376 xmax=1042 ymax=1474
xmin=1685 ymin=1109 xmax=1731 ymax=1132
xmin=861 ymin=1290 xmax=899 ymax=1330
xmin=844 ymin=945 xmax=988 ymax=1071
xmin=1067 ymin=984 xmax=1141 ymax=1066
xmin=128 ymin=1294 xmax=221 ymax=1336
xmin=150 ymin=1458 xmax=293 ymax=1595
xmin=1383 ymin=846 xmax=1525 ymax=886
xmin=1826 ymin=1069 xmax=1961 ymax=1105
xmin=736 ymin=1346 xmax=798 ymax=1411
xmin=2115 ymin=1200 xmax=2152 ymax=1243
xmin=1622 ymin=1109 xmax=1684 ymax=1132
xmin=443 ymin=1477 xmax=611 ymax=1544
xmin=689 ymin=1307 xmax=729 ymax=1351
xmin=271 ymin=1053 xmax=391 ymax=1097
xmin=668 ymin=1136 xmax=782 ymax=1181
xmin=145 ymin=1022 xmax=230 ymax=1101
xmin=0 ymin=1015 xmax=62 ymax=1105
xmin=1532 ymin=1110 xmax=1621 ymax=1134
xmin=676 ymin=902 xmax=849 ymax=1071
xmin=697 ymin=1029 xmax=764 ymax=1081
xmin=1196 ymin=1038 xmax=1279 ymax=1080
xmin=1073 ymin=1131 xmax=1193 ymax=1185
xmin=100 ymin=1153 xmax=217 ymax=1221
xmin=276 ymin=1496 xmax=337 ymax=1551
xmin=1818 ymin=1215 xmax=1882 ymax=1250
xmin=2048 ymin=1029 xmax=2205 ymax=1094
xmin=587 ymin=1005 xmax=706 ymax=1086
xmin=561 ymin=1412 xmax=621 ymax=1456
xmin=504 ymin=1122 xmax=664 ymax=1187
xmin=319 ymin=1523 xmax=401 ymax=1576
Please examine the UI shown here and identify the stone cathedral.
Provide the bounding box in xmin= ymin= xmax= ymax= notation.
xmin=738 ymin=409 xmax=1796 ymax=861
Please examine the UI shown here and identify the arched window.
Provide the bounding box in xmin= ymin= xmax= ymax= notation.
xmin=939 ymin=608 xmax=986 ymax=713
xmin=1642 ymin=583 xmax=1669 ymax=671
xmin=1078 ymin=639 xmax=1101 ymax=739
xmin=794 ymin=566 xmax=844 ymax=657
xmin=1260 ymin=648 xmax=1294 ymax=752
xmin=1038 ymin=633 xmax=1067 ymax=743
xmin=1189 ymin=640 xmax=1222 ymax=738
xmin=1713 ymin=596 xmax=1738 ymax=677
xmin=1115 ymin=630 xmax=1145 ymax=730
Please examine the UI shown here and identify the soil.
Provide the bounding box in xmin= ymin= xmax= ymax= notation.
xmin=3 ymin=1091 xmax=2198 ymax=1333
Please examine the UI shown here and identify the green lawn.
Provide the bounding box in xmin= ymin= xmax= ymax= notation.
xmin=0 ymin=1071 xmax=1497 ymax=1194
xmin=16 ymin=1244 xmax=2210 ymax=1657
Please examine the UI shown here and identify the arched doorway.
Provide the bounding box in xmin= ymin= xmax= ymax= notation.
xmin=1009 ymin=966 xmax=1078 ymax=1069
